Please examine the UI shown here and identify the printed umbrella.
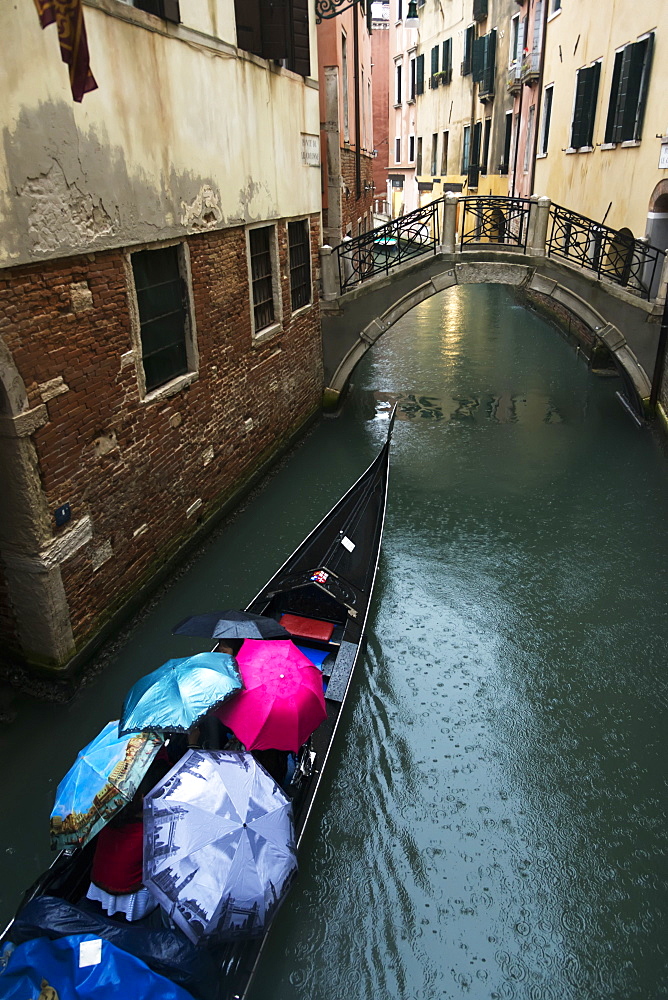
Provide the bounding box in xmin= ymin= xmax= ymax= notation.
xmin=215 ymin=639 xmax=327 ymax=752
xmin=119 ymin=652 xmax=242 ymax=737
xmin=50 ymin=720 xmax=164 ymax=851
xmin=172 ymin=610 xmax=291 ymax=641
xmin=144 ymin=749 xmax=297 ymax=943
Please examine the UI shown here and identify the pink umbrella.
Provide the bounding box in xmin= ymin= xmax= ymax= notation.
xmin=216 ymin=639 xmax=327 ymax=752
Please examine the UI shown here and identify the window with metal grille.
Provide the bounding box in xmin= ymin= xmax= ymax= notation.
xmin=604 ymin=34 xmax=654 ymax=144
xmin=131 ymin=245 xmax=189 ymax=393
xmin=249 ymin=226 xmax=275 ymax=333
xmin=288 ymin=220 xmax=311 ymax=312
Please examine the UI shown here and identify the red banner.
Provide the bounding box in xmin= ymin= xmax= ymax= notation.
xmin=34 ymin=0 xmax=98 ymax=102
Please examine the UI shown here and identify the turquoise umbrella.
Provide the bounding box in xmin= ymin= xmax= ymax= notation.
xmin=119 ymin=652 xmax=243 ymax=737
xmin=50 ymin=720 xmax=164 ymax=851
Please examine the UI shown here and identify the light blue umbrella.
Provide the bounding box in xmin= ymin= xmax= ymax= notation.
xmin=119 ymin=652 xmax=242 ymax=737
xmin=50 ymin=720 xmax=164 ymax=850
xmin=143 ymin=750 xmax=297 ymax=944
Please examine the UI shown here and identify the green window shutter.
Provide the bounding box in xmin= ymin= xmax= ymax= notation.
xmin=430 ymin=45 xmax=439 ymax=86
xmin=604 ymin=50 xmax=623 ymax=143
xmin=416 ymin=53 xmax=425 ymax=95
xmin=571 ymin=64 xmax=599 ymax=148
xmin=290 ymin=0 xmax=311 ymax=77
xmin=442 ymin=38 xmax=452 ymax=82
xmin=472 ymin=36 xmax=484 ymax=83
xmin=482 ymin=29 xmax=496 ymax=95
xmin=633 ymin=33 xmax=654 ymax=140
xmin=259 ymin=0 xmax=290 ymax=60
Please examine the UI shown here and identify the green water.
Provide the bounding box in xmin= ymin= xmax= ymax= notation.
xmin=1 ymin=285 xmax=666 ymax=999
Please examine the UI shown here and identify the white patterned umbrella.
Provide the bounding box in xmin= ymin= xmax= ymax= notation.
xmin=143 ymin=750 xmax=297 ymax=944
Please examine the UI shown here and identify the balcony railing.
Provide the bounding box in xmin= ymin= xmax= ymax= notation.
xmin=460 ymin=196 xmax=532 ymax=250
xmin=334 ymin=198 xmax=443 ymax=293
xmin=547 ymin=204 xmax=665 ymax=301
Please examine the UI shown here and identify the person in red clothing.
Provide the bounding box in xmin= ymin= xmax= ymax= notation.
xmin=86 ymin=756 xmax=170 ymax=922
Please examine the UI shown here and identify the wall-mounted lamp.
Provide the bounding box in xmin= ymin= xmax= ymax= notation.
xmin=404 ymin=1 xmax=419 ymax=28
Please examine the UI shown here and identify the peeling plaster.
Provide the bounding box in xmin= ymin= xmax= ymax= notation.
xmin=19 ymin=161 xmax=115 ymax=253
xmin=180 ymin=185 xmax=223 ymax=229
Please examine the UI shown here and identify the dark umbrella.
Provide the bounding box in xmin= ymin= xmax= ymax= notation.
xmin=172 ymin=610 xmax=291 ymax=641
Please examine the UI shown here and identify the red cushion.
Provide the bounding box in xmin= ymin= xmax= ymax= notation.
xmin=279 ymin=613 xmax=334 ymax=642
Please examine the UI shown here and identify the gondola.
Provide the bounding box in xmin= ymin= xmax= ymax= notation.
xmin=0 ymin=408 xmax=396 ymax=1000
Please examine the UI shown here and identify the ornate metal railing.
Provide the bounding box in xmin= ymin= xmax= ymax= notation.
xmin=335 ymin=198 xmax=443 ymax=293
xmin=547 ymin=204 xmax=665 ymax=301
xmin=460 ymin=196 xmax=531 ymax=250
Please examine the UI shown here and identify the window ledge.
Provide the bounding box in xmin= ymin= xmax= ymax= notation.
xmin=565 ymin=146 xmax=594 ymax=154
xmin=393 ymin=102 xmax=402 ymax=108
xmin=547 ymin=8 xmax=562 ymax=22
xmin=291 ymin=302 xmax=312 ymax=319
xmin=600 ymin=142 xmax=616 ymax=150
xmin=536 ymin=152 xmax=547 ymax=159
xmin=406 ymin=98 xmax=415 ymax=105
xmin=621 ymin=139 xmax=641 ymax=148
xmin=142 ymin=371 xmax=198 ymax=404
xmin=252 ymin=323 xmax=282 ymax=346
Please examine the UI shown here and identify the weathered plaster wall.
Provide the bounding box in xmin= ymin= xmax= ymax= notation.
xmin=1 ymin=0 xmax=321 ymax=268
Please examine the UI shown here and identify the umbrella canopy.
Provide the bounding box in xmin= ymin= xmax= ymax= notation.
xmin=144 ymin=750 xmax=297 ymax=943
xmin=50 ymin=720 xmax=163 ymax=851
xmin=215 ymin=639 xmax=327 ymax=752
xmin=119 ymin=652 xmax=242 ymax=737
xmin=172 ymin=610 xmax=291 ymax=641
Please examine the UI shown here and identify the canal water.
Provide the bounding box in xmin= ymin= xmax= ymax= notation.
xmin=1 ymin=284 xmax=666 ymax=998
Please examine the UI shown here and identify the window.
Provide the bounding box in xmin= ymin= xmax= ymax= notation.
xmin=524 ymin=105 xmax=535 ymax=171
xmin=248 ymin=225 xmax=278 ymax=335
xmin=234 ymin=0 xmax=310 ymax=76
xmin=416 ymin=53 xmax=425 ymax=95
xmin=469 ymin=120 xmax=482 ymax=185
xmin=481 ymin=117 xmax=491 ymax=174
xmin=441 ymin=131 xmax=449 ymax=174
xmin=441 ymin=38 xmax=452 ymax=83
xmin=510 ymin=14 xmax=519 ymax=66
xmin=409 ymin=135 xmax=415 ymax=162
xmin=430 ymin=45 xmax=439 ymax=88
xmin=395 ymin=61 xmax=402 ymax=104
xmin=462 ymin=24 xmax=475 ymax=75
xmin=288 ymin=220 xmax=311 ymax=312
xmin=130 ymin=244 xmax=193 ymax=395
xmin=604 ymin=34 xmax=654 ymax=144
xmin=342 ymin=34 xmax=350 ymax=141
xmin=409 ymin=55 xmax=416 ymax=100
xmin=125 ymin=0 xmax=180 ymax=21
xmin=397 ymin=0 xmax=402 ymax=20
xmin=570 ymin=62 xmax=601 ymax=149
xmin=416 ymin=137 xmax=423 ymax=174
xmin=462 ymin=125 xmax=470 ymax=172
xmin=540 ymin=84 xmax=553 ymax=154
xmin=431 ymin=133 xmax=438 ymax=175
xmin=395 ymin=137 xmax=401 ymax=163
xmin=500 ymin=111 xmax=513 ymax=174
xmin=472 ymin=29 xmax=496 ymax=98
xmin=550 ymin=0 xmax=560 ymax=12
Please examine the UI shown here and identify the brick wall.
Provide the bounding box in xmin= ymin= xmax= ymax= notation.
xmin=0 ymin=216 xmax=323 ymax=660
xmin=340 ymin=149 xmax=375 ymax=237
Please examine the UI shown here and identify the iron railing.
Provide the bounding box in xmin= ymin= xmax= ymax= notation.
xmin=548 ymin=204 xmax=665 ymax=301
xmin=460 ymin=195 xmax=531 ymax=250
xmin=335 ymin=198 xmax=443 ymax=293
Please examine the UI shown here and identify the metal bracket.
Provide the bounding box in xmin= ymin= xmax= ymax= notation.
xmin=316 ymin=0 xmax=360 ymax=22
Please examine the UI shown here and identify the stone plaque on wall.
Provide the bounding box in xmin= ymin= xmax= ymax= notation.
xmin=301 ymin=133 xmax=320 ymax=167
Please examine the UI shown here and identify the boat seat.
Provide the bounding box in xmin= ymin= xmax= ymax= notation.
xmin=279 ymin=613 xmax=335 ymax=643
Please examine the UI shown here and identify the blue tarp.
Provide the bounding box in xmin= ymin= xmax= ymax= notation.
xmin=9 ymin=897 xmax=217 ymax=1000
xmin=0 ymin=933 xmax=195 ymax=1000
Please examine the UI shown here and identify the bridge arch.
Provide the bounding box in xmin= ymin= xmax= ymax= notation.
xmin=322 ymin=257 xmax=654 ymax=422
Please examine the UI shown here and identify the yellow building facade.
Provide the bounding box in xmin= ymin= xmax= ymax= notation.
xmin=534 ymin=0 xmax=668 ymax=247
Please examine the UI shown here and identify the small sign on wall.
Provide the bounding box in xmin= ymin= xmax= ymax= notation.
xmin=659 ymin=141 xmax=668 ymax=170
xmin=301 ymin=133 xmax=320 ymax=168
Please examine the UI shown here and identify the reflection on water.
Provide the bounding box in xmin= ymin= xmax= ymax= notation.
xmin=248 ymin=284 xmax=668 ymax=1000
xmin=371 ymin=391 xmax=564 ymax=423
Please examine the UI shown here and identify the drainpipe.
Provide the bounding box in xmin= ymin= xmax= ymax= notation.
xmin=528 ymin=0 xmax=549 ymax=195
xmin=354 ymin=9 xmax=361 ymax=201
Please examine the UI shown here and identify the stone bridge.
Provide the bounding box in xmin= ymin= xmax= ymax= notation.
xmin=318 ymin=195 xmax=668 ymax=419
